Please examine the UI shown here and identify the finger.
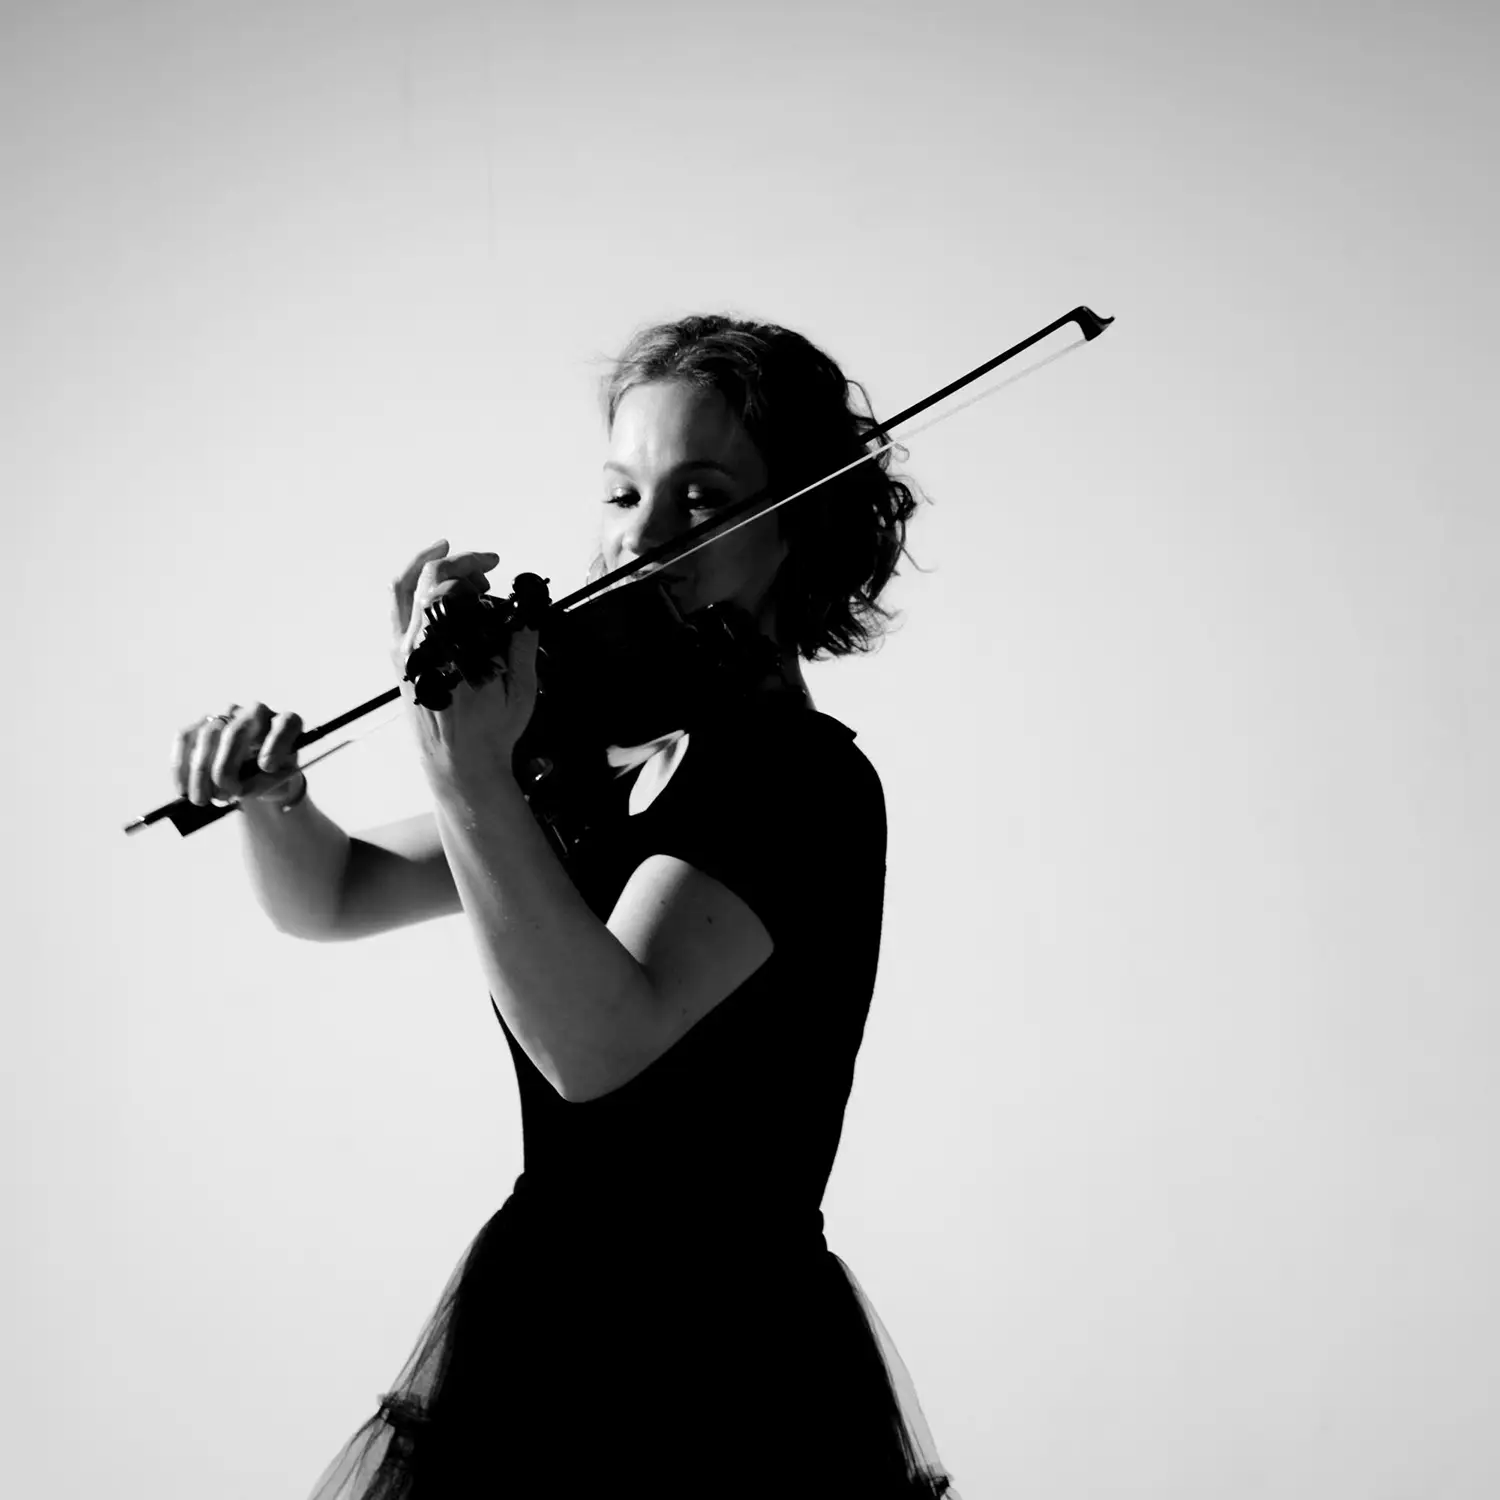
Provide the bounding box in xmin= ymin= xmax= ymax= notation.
xmin=257 ymin=711 xmax=304 ymax=776
xmin=185 ymin=703 xmax=241 ymax=790
xmin=391 ymin=539 xmax=450 ymax=638
xmin=211 ymin=703 xmax=271 ymax=797
xmin=186 ymin=720 xmax=226 ymax=806
xmin=408 ymin=554 xmax=501 ymax=643
xmin=508 ymin=626 xmax=540 ymax=697
xmin=421 ymin=574 xmax=483 ymax=609
xmin=416 ymin=551 xmax=500 ymax=598
xmin=435 ymin=550 xmax=500 ymax=576
xmin=172 ymin=724 xmax=197 ymax=799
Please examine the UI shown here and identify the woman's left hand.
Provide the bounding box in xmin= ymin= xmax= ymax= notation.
xmin=391 ymin=539 xmax=540 ymax=787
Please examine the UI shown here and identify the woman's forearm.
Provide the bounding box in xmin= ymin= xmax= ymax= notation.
xmin=239 ymin=785 xmax=354 ymax=940
xmin=429 ymin=767 xmax=660 ymax=1102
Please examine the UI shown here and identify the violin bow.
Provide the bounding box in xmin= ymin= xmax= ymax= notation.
xmin=124 ymin=304 xmax=1113 ymax=837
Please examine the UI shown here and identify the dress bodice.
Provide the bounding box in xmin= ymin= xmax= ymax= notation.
xmin=489 ymin=695 xmax=888 ymax=1259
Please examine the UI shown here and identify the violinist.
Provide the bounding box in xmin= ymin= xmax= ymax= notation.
xmin=172 ymin=315 xmax=959 ymax=1498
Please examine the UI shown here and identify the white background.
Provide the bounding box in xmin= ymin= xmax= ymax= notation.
xmin=4 ymin=2 xmax=1496 ymax=1496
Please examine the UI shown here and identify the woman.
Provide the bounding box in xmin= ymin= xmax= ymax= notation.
xmin=176 ymin=316 xmax=958 ymax=1498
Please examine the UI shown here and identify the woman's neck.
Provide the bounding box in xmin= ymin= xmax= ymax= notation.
xmin=760 ymin=651 xmax=813 ymax=709
xmin=747 ymin=595 xmax=813 ymax=708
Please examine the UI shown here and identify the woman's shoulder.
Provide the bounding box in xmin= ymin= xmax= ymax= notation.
xmin=688 ymin=696 xmax=883 ymax=803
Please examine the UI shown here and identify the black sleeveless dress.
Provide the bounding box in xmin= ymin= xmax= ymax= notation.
xmin=305 ymin=696 xmax=959 ymax=1498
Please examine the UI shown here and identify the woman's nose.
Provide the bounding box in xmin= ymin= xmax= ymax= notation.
xmin=620 ymin=494 xmax=687 ymax=559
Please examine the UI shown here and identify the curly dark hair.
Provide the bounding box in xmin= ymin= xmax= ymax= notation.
xmin=600 ymin=315 xmax=926 ymax=660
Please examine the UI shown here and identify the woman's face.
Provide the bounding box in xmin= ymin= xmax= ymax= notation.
xmin=599 ymin=380 xmax=785 ymax=625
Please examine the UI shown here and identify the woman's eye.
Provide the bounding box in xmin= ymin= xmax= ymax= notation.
xmin=606 ymin=491 xmax=723 ymax=511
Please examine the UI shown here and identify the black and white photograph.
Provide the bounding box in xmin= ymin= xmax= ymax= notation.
xmin=5 ymin=2 xmax=1496 ymax=1495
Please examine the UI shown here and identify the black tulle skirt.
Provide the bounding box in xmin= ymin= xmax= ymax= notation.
xmin=304 ymin=1185 xmax=959 ymax=1498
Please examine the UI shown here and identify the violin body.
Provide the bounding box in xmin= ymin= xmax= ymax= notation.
xmin=405 ymin=574 xmax=782 ymax=861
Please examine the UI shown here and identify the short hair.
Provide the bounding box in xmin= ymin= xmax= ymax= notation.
xmin=600 ymin=314 xmax=926 ymax=660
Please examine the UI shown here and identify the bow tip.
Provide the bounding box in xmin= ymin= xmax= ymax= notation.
xmin=1075 ymin=307 xmax=1115 ymax=340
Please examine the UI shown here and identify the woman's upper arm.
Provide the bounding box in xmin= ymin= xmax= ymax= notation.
xmin=335 ymin=810 xmax=462 ymax=938
xmin=607 ymin=853 xmax=774 ymax=1044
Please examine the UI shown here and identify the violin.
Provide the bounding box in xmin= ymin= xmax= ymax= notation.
xmin=404 ymin=571 xmax=787 ymax=860
xmin=124 ymin=304 xmax=1114 ymax=860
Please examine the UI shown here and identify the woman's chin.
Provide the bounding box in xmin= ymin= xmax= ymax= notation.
xmin=657 ymin=577 xmax=700 ymax=614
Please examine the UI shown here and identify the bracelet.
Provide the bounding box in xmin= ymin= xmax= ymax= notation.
xmin=267 ymin=771 xmax=309 ymax=813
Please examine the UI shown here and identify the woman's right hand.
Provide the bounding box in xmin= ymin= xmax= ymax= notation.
xmin=173 ymin=703 xmax=305 ymax=807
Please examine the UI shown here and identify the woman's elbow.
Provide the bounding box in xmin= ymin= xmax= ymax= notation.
xmin=262 ymin=898 xmax=354 ymax=943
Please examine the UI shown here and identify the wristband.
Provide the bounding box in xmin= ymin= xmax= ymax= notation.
xmin=263 ymin=771 xmax=309 ymax=813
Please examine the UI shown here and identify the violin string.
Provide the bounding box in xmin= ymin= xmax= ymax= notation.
xmin=586 ymin=333 xmax=1089 ymax=592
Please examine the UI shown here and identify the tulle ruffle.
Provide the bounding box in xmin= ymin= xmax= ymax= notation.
xmin=305 ymin=1197 xmax=958 ymax=1498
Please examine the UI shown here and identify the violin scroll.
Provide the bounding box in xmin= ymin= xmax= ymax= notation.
xmin=405 ymin=572 xmax=553 ymax=711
